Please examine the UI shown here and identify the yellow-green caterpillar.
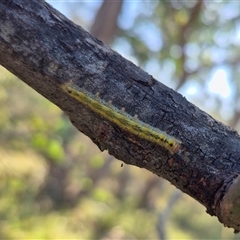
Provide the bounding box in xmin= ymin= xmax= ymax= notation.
xmin=62 ymin=83 xmax=181 ymax=153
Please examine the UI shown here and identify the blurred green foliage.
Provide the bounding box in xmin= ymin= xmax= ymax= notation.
xmin=1 ymin=1 xmax=240 ymax=239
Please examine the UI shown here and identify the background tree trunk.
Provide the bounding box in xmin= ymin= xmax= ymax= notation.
xmin=90 ymin=0 xmax=123 ymax=46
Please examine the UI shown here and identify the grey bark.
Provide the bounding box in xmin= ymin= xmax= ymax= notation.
xmin=0 ymin=0 xmax=240 ymax=232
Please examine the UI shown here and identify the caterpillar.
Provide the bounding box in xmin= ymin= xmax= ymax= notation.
xmin=61 ymin=83 xmax=181 ymax=154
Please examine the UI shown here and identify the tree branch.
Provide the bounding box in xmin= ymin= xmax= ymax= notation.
xmin=0 ymin=0 xmax=240 ymax=231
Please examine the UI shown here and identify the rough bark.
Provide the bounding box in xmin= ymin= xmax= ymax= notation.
xmin=0 ymin=0 xmax=240 ymax=232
